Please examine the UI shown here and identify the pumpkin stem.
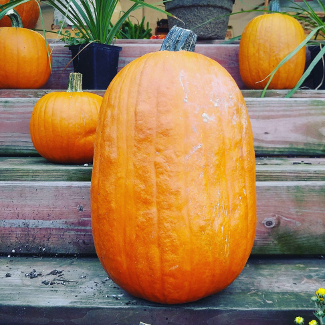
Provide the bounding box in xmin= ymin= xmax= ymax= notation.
xmin=67 ymin=73 xmax=83 ymax=93
xmin=160 ymin=26 xmax=197 ymax=52
xmin=269 ymin=0 xmax=280 ymax=12
xmin=6 ymin=9 xmax=23 ymax=28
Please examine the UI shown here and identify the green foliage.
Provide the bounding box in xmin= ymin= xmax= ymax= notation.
xmin=0 ymin=0 xmax=30 ymax=20
xmin=117 ymin=16 xmax=152 ymax=39
xmin=43 ymin=0 xmax=169 ymax=45
xmin=57 ymin=29 xmax=89 ymax=46
xmin=0 ymin=0 xmax=170 ymax=45
xmin=294 ymin=288 xmax=325 ymax=325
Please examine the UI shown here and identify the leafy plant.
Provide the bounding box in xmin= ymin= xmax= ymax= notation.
xmin=117 ymin=16 xmax=152 ymax=39
xmin=43 ymin=0 xmax=170 ymax=45
xmin=294 ymin=288 xmax=325 ymax=325
xmin=0 ymin=0 xmax=31 ymax=20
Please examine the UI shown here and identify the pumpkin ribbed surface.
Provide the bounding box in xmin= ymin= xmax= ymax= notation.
xmin=91 ymin=50 xmax=256 ymax=304
xmin=0 ymin=27 xmax=52 ymax=89
xmin=239 ymin=13 xmax=306 ymax=89
xmin=0 ymin=0 xmax=40 ymax=29
xmin=30 ymin=91 xmax=102 ymax=164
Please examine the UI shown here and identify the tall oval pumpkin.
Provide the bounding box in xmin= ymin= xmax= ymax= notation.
xmin=91 ymin=27 xmax=256 ymax=304
xmin=0 ymin=0 xmax=40 ymax=29
xmin=239 ymin=12 xmax=306 ymax=89
xmin=0 ymin=10 xmax=51 ymax=89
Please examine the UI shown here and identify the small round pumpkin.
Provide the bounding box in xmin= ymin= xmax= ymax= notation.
xmin=91 ymin=27 xmax=256 ymax=304
xmin=0 ymin=0 xmax=40 ymax=29
xmin=238 ymin=12 xmax=306 ymax=89
xmin=0 ymin=9 xmax=52 ymax=89
xmin=30 ymin=73 xmax=102 ymax=164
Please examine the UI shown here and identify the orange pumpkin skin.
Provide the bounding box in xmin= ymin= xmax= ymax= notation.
xmin=91 ymin=50 xmax=257 ymax=304
xmin=239 ymin=13 xmax=306 ymax=89
xmin=0 ymin=0 xmax=40 ymax=29
xmin=30 ymin=91 xmax=102 ymax=164
xmin=0 ymin=26 xmax=52 ymax=88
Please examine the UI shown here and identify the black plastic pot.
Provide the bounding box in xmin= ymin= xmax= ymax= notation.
xmin=309 ymin=45 xmax=325 ymax=90
xmin=69 ymin=43 xmax=122 ymax=90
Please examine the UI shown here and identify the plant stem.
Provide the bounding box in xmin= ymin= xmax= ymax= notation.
xmin=67 ymin=73 xmax=83 ymax=92
xmin=6 ymin=9 xmax=23 ymax=27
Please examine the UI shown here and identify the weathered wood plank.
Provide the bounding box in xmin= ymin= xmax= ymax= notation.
xmin=0 ymin=256 xmax=323 ymax=325
xmin=1 ymin=180 xmax=325 ymax=255
xmin=2 ymin=89 xmax=325 ymax=99
xmin=0 ymin=157 xmax=92 ymax=181
xmin=41 ymin=40 xmax=244 ymax=90
xmin=2 ymin=95 xmax=325 ymax=157
xmin=249 ymin=97 xmax=325 ymax=156
xmin=0 ymin=181 xmax=93 ymax=255
xmin=256 ymin=157 xmax=325 ymax=181
xmin=2 ymin=157 xmax=325 ymax=182
xmin=243 ymin=89 xmax=325 ymax=98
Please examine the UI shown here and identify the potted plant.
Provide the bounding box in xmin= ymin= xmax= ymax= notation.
xmin=164 ymin=0 xmax=235 ymax=40
xmin=43 ymin=0 xmax=170 ymax=89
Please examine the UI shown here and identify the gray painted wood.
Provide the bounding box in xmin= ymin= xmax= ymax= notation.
xmin=1 ymin=179 xmax=325 ymax=255
xmin=0 ymin=256 xmax=323 ymax=324
xmin=2 ymin=91 xmax=325 ymax=157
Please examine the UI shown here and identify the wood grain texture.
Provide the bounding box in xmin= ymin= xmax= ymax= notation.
xmin=0 ymin=256 xmax=323 ymax=324
xmin=3 ymin=157 xmax=325 ymax=182
xmin=39 ymin=40 xmax=244 ymax=90
xmin=247 ymin=97 xmax=325 ymax=156
xmin=1 ymin=91 xmax=325 ymax=157
xmin=0 ymin=181 xmax=93 ymax=255
xmin=1 ymin=180 xmax=325 ymax=255
xmin=0 ymin=157 xmax=92 ymax=181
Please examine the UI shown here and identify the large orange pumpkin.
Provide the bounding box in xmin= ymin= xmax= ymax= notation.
xmin=30 ymin=73 xmax=102 ymax=164
xmin=0 ymin=0 xmax=40 ymax=29
xmin=91 ymin=27 xmax=256 ymax=304
xmin=0 ymin=9 xmax=51 ymax=89
xmin=239 ymin=13 xmax=306 ymax=89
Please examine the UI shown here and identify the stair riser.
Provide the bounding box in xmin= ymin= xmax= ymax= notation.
xmin=1 ymin=181 xmax=325 ymax=255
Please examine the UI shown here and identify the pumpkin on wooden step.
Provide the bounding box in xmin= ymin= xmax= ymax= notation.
xmin=0 ymin=0 xmax=40 ymax=29
xmin=30 ymin=73 xmax=102 ymax=164
xmin=238 ymin=8 xmax=306 ymax=89
xmin=91 ymin=26 xmax=257 ymax=304
xmin=0 ymin=9 xmax=51 ymax=89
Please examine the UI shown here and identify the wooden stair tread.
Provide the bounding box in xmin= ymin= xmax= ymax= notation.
xmin=2 ymin=90 xmax=325 ymax=157
xmin=2 ymin=157 xmax=325 ymax=181
xmin=0 ymin=255 xmax=323 ymax=324
xmin=0 ymin=157 xmax=92 ymax=181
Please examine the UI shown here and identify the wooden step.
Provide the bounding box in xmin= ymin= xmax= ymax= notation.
xmin=2 ymin=90 xmax=325 ymax=157
xmin=0 ymin=255 xmax=323 ymax=325
xmin=42 ymin=39 xmax=245 ymax=90
xmin=2 ymin=157 xmax=325 ymax=182
xmin=1 ymin=157 xmax=325 ymax=255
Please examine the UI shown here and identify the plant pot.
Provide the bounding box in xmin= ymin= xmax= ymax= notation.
xmin=308 ymin=45 xmax=325 ymax=90
xmin=69 ymin=43 xmax=122 ymax=90
xmin=164 ymin=0 xmax=235 ymax=40
xmin=279 ymin=0 xmax=324 ymax=12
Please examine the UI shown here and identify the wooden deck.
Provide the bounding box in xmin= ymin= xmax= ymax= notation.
xmin=0 ymin=255 xmax=324 ymax=325
xmin=0 ymin=41 xmax=324 ymax=324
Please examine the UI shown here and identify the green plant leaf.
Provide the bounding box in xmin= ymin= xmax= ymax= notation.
xmin=44 ymin=0 xmax=171 ymax=45
xmin=285 ymin=43 xmax=325 ymax=97
xmin=260 ymin=25 xmax=324 ymax=98
xmin=0 ymin=0 xmax=31 ymax=20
